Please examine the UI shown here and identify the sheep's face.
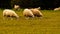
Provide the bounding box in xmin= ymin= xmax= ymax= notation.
xmin=23 ymin=9 xmax=34 ymax=18
xmin=14 ymin=5 xmax=20 ymax=9
xmin=30 ymin=8 xmax=43 ymax=17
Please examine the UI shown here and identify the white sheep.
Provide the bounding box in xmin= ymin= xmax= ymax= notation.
xmin=14 ymin=5 xmax=20 ymax=10
xmin=30 ymin=8 xmax=43 ymax=17
xmin=3 ymin=9 xmax=19 ymax=19
xmin=23 ymin=8 xmax=34 ymax=18
xmin=54 ymin=7 xmax=60 ymax=11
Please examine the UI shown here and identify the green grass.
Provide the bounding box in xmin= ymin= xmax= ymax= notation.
xmin=0 ymin=9 xmax=60 ymax=34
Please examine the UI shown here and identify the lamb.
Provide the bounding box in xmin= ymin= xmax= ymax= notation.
xmin=30 ymin=8 xmax=43 ymax=17
xmin=23 ymin=8 xmax=34 ymax=18
xmin=3 ymin=9 xmax=19 ymax=19
xmin=14 ymin=5 xmax=20 ymax=10
xmin=54 ymin=7 xmax=60 ymax=11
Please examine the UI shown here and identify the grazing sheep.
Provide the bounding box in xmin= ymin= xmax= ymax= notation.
xmin=23 ymin=8 xmax=34 ymax=18
xmin=14 ymin=5 xmax=20 ymax=10
xmin=30 ymin=8 xmax=43 ymax=17
xmin=54 ymin=7 xmax=60 ymax=11
xmin=3 ymin=9 xmax=19 ymax=19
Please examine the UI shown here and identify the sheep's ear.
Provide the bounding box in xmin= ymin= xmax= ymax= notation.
xmin=59 ymin=7 xmax=60 ymax=8
xmin=36 ymin=7 xmax=41 ymax=10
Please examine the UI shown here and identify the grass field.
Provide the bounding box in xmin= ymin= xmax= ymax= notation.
xmin=0 ymin=9 xmax=60 ymax=34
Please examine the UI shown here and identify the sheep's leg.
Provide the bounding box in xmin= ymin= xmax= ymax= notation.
xmin=3 ymin=16 xmax=5 ymax=20
xmin=3 ymin=15 xmax=6 ymax=20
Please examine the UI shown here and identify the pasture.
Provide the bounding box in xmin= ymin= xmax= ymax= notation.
xmin=0 ymin=9 xmax=60 ymax=34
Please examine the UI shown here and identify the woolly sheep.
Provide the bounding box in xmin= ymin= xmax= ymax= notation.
xmin=23 ymin=8 xmax=34 ymax=18
xmin=14 ymin=5 xmax=20 ymax=10
xmin=30 ymin=8 xmax=43 ymax=17
xmin=54 ymin=7 xmax=60 ymax=11
xmin=3 ymin=9 xmax=19 ymax=19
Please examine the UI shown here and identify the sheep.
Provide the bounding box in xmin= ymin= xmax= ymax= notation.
xmin=14 ymin=5 xmax=20 ymax=10
xmin=54 ymin=7 xmax=60 ymax=11
xmin=30 ymin=8 xmax=43 ymax=17
xmin=23 ymin=8 xmax=34 ymax=18
xmin=3 ymin=9 xmax=19 ymax=19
